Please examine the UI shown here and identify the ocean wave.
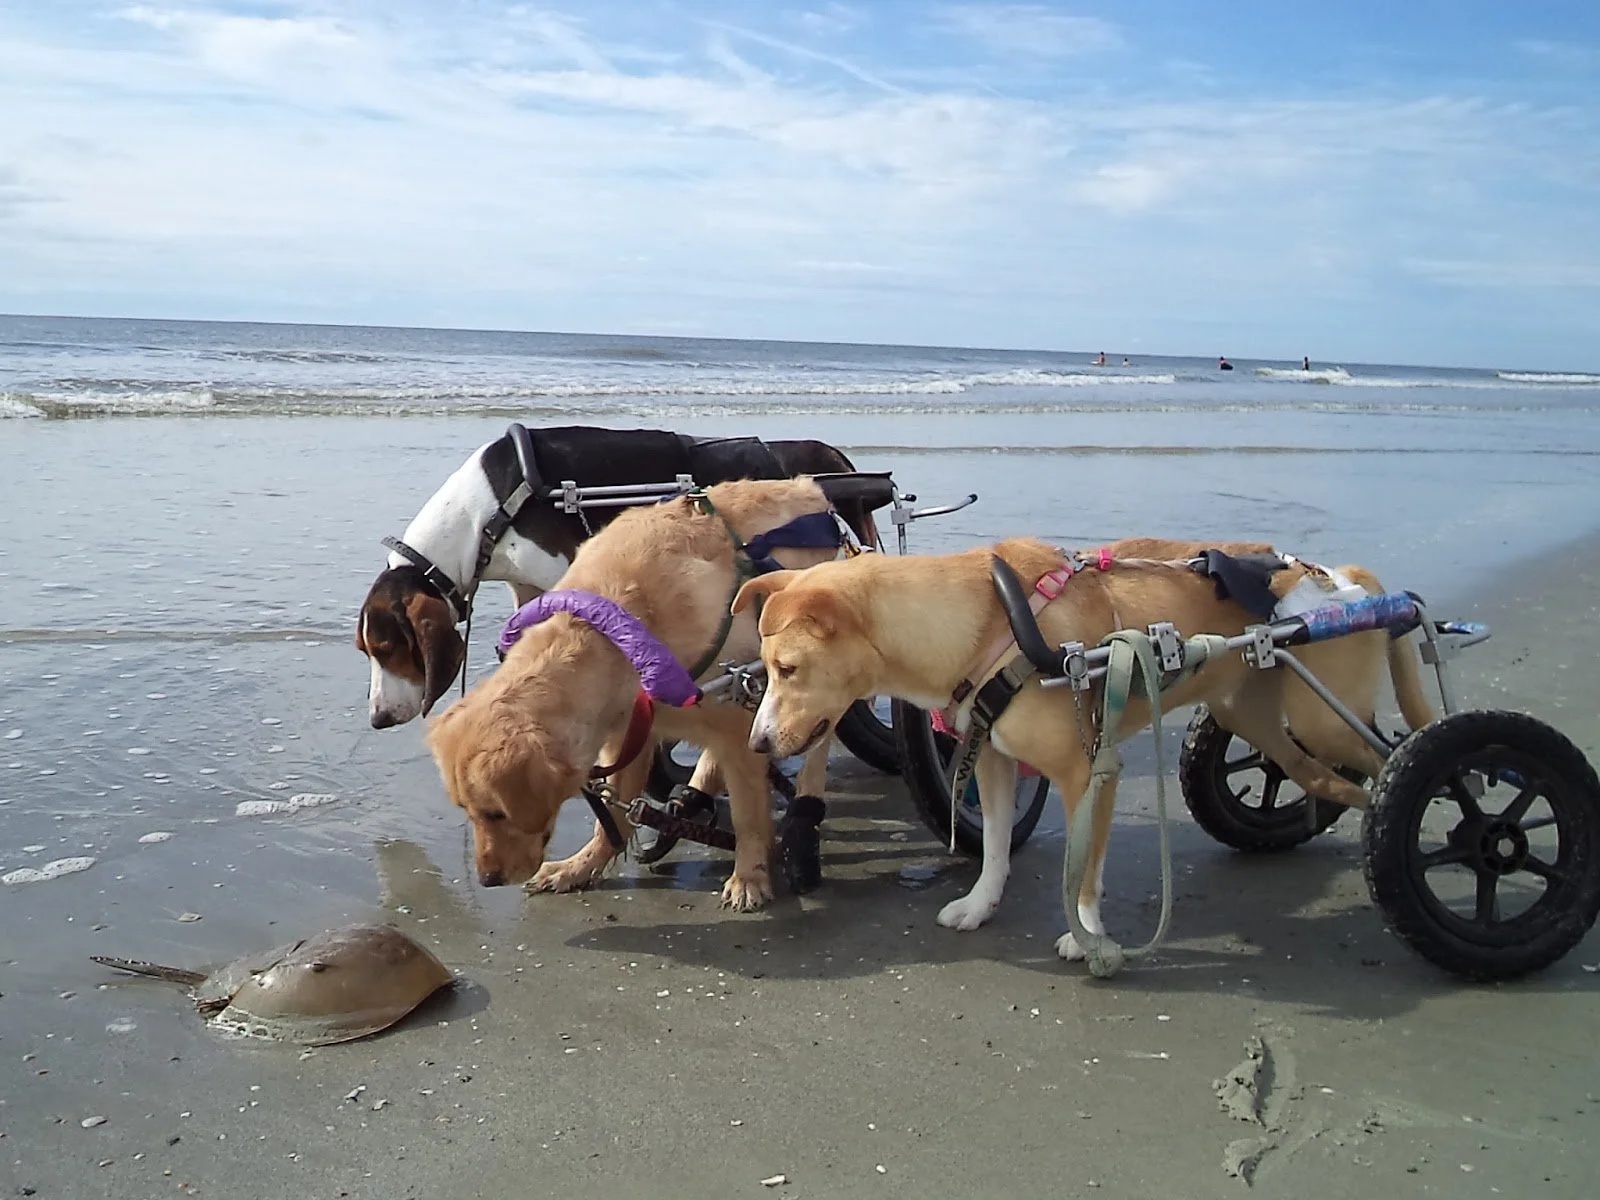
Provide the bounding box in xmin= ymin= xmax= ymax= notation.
xmin=204 ymin=348 xmax=395 ymax=364
xmin=0 ymin=369 xmax=1187 ymax=417
xmin=0 ymin=395 xmax=44 ymax=418
xmin=1498 ymin=371 xmax=1600 ymax=385
xmin=1254 ymin=367 xmax=1352 ymax=383
xmin=5 ymin=388 xmax=218 ymax=417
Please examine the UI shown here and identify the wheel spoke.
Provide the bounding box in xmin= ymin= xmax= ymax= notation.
xmin=1418 ymin=844 xmax=1472 ymax=870
xmin=1519 ymin=815 xmax=1559 ymax=833
xmin=1499 ymin=784 xmax=1541 ymax=825
xmin=1259 ymin=766 xmax=1284 ymax=812
xmin=1224 ymin=752 xmax=1264 ymax=775
xmin=1447 ymin=773 xmax=1484 ymax=819
xmin=1473 ymin=871 xmax=1501 ymax=923
xmin=1523 ymin=856 xmax=1568 ymax=886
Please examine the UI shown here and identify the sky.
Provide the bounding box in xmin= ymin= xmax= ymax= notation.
xmin=2 ymin=1 xmax=1598 ymax=368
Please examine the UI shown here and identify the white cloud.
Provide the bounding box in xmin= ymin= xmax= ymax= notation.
xmin=117 ymin=6 xmax=356 ymax=80
xmin=0 ymin=1 xmax=1595 ymax=363
xmin=935 ymin=4 xmax=1121 ymax=59
xmin=794 ymin=5 xmax=865 ymax=38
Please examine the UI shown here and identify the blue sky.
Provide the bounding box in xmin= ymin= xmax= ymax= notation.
xmin=2 ymin=1 xmax=1597 ymax=368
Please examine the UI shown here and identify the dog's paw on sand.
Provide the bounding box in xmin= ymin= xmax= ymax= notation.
xmin=1055 ymin=932 xmax=1087 ymax=960
xmin=525 ymin=857 xmax=603 ymax=894
xmin=720 ymin=868 xmax=773 ymax=912
xmin=937 ymin=894 xmax=997 ymax=931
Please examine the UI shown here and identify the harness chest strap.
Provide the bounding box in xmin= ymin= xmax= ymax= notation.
xmin=942 ymin=549 xmax=1111 ymax=730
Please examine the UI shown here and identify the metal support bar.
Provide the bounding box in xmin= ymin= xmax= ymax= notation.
xmin=550 ymin=479 xmax=696 ymax=513
xmin=889 ymin=488 xmax=979 ymax=554
xmin=1269 ymin=648 xmax=1396 ymax=757
xmin=1413 ymin=600 xmax=1461 ymax=715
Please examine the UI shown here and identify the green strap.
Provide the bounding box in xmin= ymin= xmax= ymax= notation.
xmin=1062 ymin=630 xmax=1232 ymax=978
xmin=685 ymin=490 xmax=759 ymax=682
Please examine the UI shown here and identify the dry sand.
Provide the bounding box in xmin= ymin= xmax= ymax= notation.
xmin=3 ymin=539 xmax=1598 ymax=1200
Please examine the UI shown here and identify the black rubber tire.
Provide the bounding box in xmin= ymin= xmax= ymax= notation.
xmin=645 ymin=741 xmax=694 ymax=803
xmin=893 ymin=699 xmax=1050 ymax=857
xmin=1178 ymin=708 xmax=1350 ymax=852
xmin=1361 ymin=710 xmax=1600 ymax=982
xmin=834 ymin=698 xmax=902 ymax=775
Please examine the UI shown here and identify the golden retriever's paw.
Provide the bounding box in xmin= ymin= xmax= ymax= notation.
xmin=936 ymin=893 xmax=997 ymax=932
xmin=1055 ymin=932 xmax=1087 ymax=961
xmin=719 ymin=867 xmax=774 ymax=912
xmin=525 ymin=857 xmax=601 ymax=894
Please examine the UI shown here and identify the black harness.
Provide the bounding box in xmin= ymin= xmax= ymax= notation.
xmin=380 ymin=422 xmax=546 ymax=693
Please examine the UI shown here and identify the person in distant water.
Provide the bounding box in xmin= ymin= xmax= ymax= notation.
xmin=1219 ymin=356 xmax=1234 ymax=371
xmin=1094 ymin=351 xmax=1107 ymax=366
xmin=1302 ymin=356 xmax=1311 ymax=371
xmin=1122 ymin=357 xmax=1131 ymax=366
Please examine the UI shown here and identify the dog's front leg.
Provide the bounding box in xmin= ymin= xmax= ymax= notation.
xmin=526 ymin=820 xmax=621 ymax=893
xmin=937 ymin=745 xmax=1017 ymax=931
xmin=720 ymin=746 xmax=776 ymax=912
xmin=775 ymin=733 xmax=833 ymax=894
xmin=526 ymin=754 xmax=651 ymax=895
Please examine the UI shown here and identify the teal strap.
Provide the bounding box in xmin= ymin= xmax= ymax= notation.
xmin=684 ymin=489 xmax=758 ymax=682
xmin=1062 ymin=630 xmax=1232 ymax=979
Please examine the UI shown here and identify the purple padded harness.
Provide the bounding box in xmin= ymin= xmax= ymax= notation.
xmin=496 ymin=591 xmax=703 ymax=707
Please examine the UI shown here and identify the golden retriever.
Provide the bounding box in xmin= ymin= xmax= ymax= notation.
xmin=425 ymin=477 xmax=846 ymax=910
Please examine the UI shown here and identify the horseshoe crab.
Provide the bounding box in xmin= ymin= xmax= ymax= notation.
xmin=92 ymin=923 xmax=454 ymax=1046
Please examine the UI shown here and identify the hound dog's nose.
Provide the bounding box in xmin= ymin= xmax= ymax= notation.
xmin=371 ymin=711 xmax=398 ymax=730
xmin=750 ymin=732 xmax=774 ymax=756
xmin=479 ymin=869 xmax=506 ymax=888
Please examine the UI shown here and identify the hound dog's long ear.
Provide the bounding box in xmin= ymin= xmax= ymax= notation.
xmin=405 ymin=592 xmax=466 ymax=717
xmin=731 ymin=570 xmax=797 ymax=616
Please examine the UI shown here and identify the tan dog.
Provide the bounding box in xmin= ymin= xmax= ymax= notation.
xmin=425 ymin=477 xmax=845 ymax=911
xmin=734 ymin=536 xmax=1432 ymax=959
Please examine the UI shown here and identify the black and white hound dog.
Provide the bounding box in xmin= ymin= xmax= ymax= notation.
xmin=356 ymin=424 xmax=879 ymax=729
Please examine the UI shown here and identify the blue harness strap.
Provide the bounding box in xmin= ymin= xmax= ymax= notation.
xmin=741 ymin=511 xmax=844 ymax=574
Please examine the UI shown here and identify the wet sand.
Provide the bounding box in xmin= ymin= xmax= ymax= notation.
xmin=4 ymin=531 xmax=1598 ymax=1199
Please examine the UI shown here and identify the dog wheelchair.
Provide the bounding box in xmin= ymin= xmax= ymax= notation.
xmin=495 ymin=421 xmax=985 ymax=865
xmin=891 ymin=563 xmax=1600 ymax=982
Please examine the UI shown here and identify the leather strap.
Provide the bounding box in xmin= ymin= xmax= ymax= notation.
xmin=589 ymin=688 xmax=655 ymax=779
xmin=581 ymin=688 xmax=655 ymax=853
xmin=381 ymin=536 xmax=472 ymax=623
xmin=581 ymin=784 xmax=629 ymax=853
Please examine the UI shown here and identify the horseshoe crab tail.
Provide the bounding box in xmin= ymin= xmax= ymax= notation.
xmin=91 ymin=956 xmax=207 ymax=986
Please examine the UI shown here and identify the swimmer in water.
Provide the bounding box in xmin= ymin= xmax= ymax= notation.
xmin=1302 ymin=356 xmax=1311 ymax=371
xmin=1219 ymin=356 xmax=1233 ymax=371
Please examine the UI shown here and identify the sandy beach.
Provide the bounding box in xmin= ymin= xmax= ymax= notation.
xmin=4 ymin=517 xmax=1597 ymax=1199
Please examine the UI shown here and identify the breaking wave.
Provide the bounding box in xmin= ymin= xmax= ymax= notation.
xmin=1498 ymin=372 xmax=1600 ymax=385
xmin=1254 ymin=367 xmax=1353 ymax=383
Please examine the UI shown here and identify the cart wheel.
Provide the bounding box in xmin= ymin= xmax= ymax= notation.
xmin=835 ymin=697 xmax=901 ymax=775
xmin=1362 ymin=710 xmax=1600 ymax=982
xmin=636 ymin=741 xmax=702 ymax=865
xmin=645 ymin=740 xmax=695 ymax=801
xmin=1178 ymin=709 xmax=1351 ymax=852
xmin=893 ymin=700 xmax=1050 ymax=857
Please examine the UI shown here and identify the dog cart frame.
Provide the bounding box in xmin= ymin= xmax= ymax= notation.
xmin=486 ymin=420 xmax=993 ymax=864
xmin=895 ymin=561 xmax=1600 ymax=982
